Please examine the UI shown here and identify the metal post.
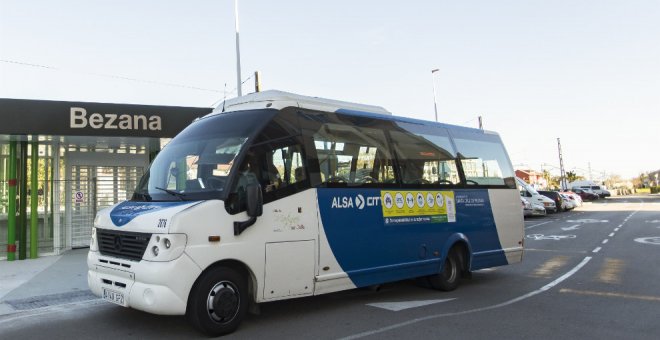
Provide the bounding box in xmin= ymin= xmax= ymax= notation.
xmin=19 ymin=141 xmax=28 ymax=260
xmin=431 ymin=69 xmax=439 ymax=122
xmin=234 ymin=0 xmax=243 ymax=97
xmin=478 ymin=116 xmax=483 ymax=130
xmin=7 ymin=141 xmax=17 ymax=261
xmin=254 ymin=71 xmax=261 ymax=92
xmin=30 ymin=139 xmax=38 ymax=259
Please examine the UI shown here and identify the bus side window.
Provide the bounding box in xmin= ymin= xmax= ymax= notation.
xmin=389 ymin=129 xmax=459 ymax=185
xmin=313 ymin=123 xmax=394 ymax=185
xmin=453 ymin=138 xmax=515 ymax=186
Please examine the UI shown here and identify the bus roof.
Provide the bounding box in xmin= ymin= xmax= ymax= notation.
xmin=212 ymin=90 xmax=392 ymax=116
xmin=209 ymin=90 xmax=498 ymax=137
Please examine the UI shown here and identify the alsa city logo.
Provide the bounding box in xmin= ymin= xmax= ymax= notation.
xmin=70 ymin=107 xmax=162 ymax=131
xmin=331 ymin=194 xmax=380 ymax=210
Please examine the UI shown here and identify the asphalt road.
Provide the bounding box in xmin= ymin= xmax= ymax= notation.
xmin=1 ymin=195 xmax=659 ymax=339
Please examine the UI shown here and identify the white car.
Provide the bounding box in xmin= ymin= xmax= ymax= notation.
xmin=559 ymin=193 xmax=577 ymax=210
xmin=516 ymin=177 xmax=557 ymax=213
xmin=522 ymin=197 xmax=546 ymax=217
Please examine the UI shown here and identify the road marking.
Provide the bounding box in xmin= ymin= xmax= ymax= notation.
xmin=531 ymin=256 xmax=569 ymax=278
xmin=367 ymin=299 xmax=455 ymax=311
xmin=592 ymin=247 xmax=601 ymax=253
xmin=341 ymin=257 xmax=592 ymax=340
xmin=562 ymin=224 xmax=581 ymax=231
xmin=525 ymin=248 xmax=587 ymax=254
xmin=602 ymin=239 xmax=609 ymax=244
xmin=560 ymin=288 xmax=660 ymax=302
xmin=614 ymin=228 xmax=620 ymax=232
xmin=634 ymin=237 xmax=660 ymax=245
xmin=525 ymin=221 xmax=553 ymax=229
xmin=597 ymin=258 xmax=624 ymax=284
xmin=609 ymin=233 xmax=615 ymax=237
xmin=527 ymin=234 xmax=576 ymax=241
xmin=566 ymin=219 xmax=608 ymax=223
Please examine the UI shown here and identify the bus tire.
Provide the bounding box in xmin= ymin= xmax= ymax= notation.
xmin=187 ymin=267 xmax=248 ymax=336
xmin=429 ymin=249 xmax=460 ymax=291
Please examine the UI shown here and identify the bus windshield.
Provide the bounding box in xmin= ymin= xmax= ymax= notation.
xmin=133 ymin=110 xmax=276 ymax=201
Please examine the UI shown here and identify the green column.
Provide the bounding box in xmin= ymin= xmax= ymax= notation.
xmin=30 ymin=140 xmax=38 ymax=259
xmin=7 ymin=141 xmax=17 ymax=261
xmin=19 ymin=141 xmax=27 ymax=260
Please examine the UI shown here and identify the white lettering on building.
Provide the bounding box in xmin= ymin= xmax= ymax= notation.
xmin=70 ymin=107 xmax=162 ymax=131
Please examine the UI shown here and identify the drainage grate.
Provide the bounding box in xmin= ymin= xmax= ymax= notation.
xmin=5 ymin=290 xmax=98 ymax=310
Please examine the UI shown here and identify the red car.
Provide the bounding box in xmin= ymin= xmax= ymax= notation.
xmin=572 ymin=188 xmax=599 ymax=201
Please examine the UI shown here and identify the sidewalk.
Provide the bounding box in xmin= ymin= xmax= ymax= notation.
xmin=0 ymin=249 xmax=95 ymax=316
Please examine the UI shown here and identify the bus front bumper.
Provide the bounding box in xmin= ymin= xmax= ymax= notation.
xmin=87 ymin=250 xmax=202 ymax=315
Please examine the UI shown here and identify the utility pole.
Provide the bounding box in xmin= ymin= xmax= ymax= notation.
xmin=234 ymin=0 xmax=242 ymax=97
xmin=478 ymin=116 xmax=483 ymax=130
xmin=557 ymin=138 xmax=567 ymax=190
xmin=431 ymin=69 xmax=439 ymax=122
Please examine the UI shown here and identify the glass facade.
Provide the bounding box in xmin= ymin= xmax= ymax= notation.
xmin=0 ymin=135 xmax=157 ymax=259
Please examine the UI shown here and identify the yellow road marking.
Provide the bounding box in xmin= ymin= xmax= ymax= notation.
xmin=560 ymin=288 xmax=660 ymax=302
xmin=531 ymin=255 xmax=569 ymax=278
xmin=597 ymin=258 xmax=624 ymax=284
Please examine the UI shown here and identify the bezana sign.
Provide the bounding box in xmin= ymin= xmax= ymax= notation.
xmin=70 ymin=107 xmax=162 ymax=131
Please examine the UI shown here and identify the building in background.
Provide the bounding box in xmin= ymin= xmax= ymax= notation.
xmin=515 ymin=169 xmax=547 ymax=189
xmin=0 ymin=98 xmax=211 ymax=260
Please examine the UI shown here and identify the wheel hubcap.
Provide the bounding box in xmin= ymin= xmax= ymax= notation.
xmin=206 ymin=281 xmax=239 ymax=323
xmin=442 ymin=257 xmax=457 ymax=283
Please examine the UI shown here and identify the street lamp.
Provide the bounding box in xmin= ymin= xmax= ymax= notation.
xmin=431 ymin=69 xmax=439 ymax=122
xmin=234 ymin=0 xmax=243 ymax=97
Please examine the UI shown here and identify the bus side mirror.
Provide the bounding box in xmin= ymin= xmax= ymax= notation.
xmin=234 ymin=183 xmax=263 ymax=236
xmin=246 ymin=184 xmax=263 ymax=217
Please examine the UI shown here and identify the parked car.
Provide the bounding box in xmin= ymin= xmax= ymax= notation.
xmin=522 ymin=197 xmax=546 ymax=217
xmin=562 ymin=190 xmax=583 ymax=206
xmin=538 ymin=191 xmax=565 ymax=212
xmin=559 ymin=193 xmax=577 ymax=210
xmin=516 ymin=177 xmax=557 ymax=213
xmin=572 ymin=188 xmax=599 ymax=201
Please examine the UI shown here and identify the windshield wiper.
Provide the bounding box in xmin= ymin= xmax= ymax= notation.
xmin=155 ymin=187 xmax=186 ymax=201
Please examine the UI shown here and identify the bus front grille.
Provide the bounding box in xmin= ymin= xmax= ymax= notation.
xmin=98 ymin=229 xmax=151 ymax=261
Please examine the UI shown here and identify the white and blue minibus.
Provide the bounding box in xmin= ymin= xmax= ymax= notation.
xmin=88 ymin=90 xmax=524 ymax=336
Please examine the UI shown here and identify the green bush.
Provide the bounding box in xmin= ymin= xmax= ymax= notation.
xmin=651 ymin=186 xmax=660 ymax=194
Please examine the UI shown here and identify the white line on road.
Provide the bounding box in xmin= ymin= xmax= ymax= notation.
xmin=341 ymin=257 xmax=593 ymax=340
xmin=609 ymin=233 xmax=615 ymax=237
xmin=614 ymin=228 xmax=620 ymax=232
xmin=525 ymin=221 xmax=553 ymax=229
xmin=592 ymin=247 xmax=601 ymax=253
xmin=602 ymin=239 xmax=609 ymax=244
xmin=367 ymin=299 xmax=455 ymax=311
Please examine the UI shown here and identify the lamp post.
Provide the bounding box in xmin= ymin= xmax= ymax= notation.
xmin=234 ymin=0 xmax=242 ymax=97
xmin=431 ymin=69 xmax=439 ymax=122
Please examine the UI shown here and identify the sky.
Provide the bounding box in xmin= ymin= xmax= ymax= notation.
xmin=1 ymin=0 xmax=658 ymax=180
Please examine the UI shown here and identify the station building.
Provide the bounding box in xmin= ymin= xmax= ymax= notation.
xmin=0 ymin=98 xmax=211 ymax=260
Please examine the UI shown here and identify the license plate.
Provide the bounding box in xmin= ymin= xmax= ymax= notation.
xmin=102 ymin=288 xmax=125 ymax=306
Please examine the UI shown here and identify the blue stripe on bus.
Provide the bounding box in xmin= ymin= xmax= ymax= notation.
xmin=317 ymin=188 xmax=507 ymax=287
xmin=110 ymin=201 xmax=192 ymax=227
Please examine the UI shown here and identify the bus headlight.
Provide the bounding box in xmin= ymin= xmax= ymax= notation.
xmin=143 ymin=234 xmax=187 ymax=262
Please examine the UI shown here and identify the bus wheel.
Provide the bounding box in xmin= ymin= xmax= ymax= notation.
xmin=429 ymin=249 xmax=460 ymax=291
xmin=187 ymin=267 xmax=248 ymax=336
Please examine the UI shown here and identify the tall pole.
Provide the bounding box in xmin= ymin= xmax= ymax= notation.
xmin=234 ymin=0 xmax=243 ymax=97
xmin=557 ymin=138 xmax=567 ymax=190
xmin=431 ymin=69 xmax=439 ymax=122
xmin=30 ymin=139 xmax=38 ymax=259
xmin=19 ymin=141 xmax=27 ymax=260
xmin=7 ymin=141 xmax=17 ymax=261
